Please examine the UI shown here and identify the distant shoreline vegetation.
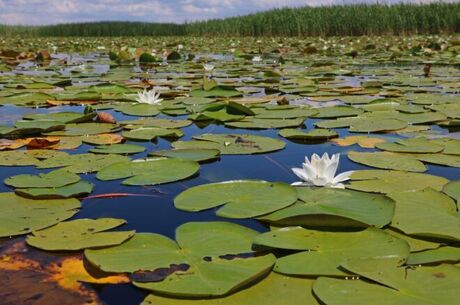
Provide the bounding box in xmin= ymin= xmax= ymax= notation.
xmin=0 ymin=2 xmax=459 ymax=37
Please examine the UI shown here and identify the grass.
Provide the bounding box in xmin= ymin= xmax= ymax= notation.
xmin=0 ymin=2 xmax=459 ymax=37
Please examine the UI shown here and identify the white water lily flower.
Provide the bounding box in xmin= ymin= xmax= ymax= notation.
xmin=135 ymin=89 xmax=163 ymax=105
xmin=203 ymin=64 xmax=215 ymax=72
xmin=252 ymin=56 xmax=262 ymax=63
xmin=291 ymin=153 xmax=354 ymax=189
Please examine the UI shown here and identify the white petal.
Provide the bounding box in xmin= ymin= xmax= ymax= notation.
xmin=302 ymin=163 xmax=317 ymax=180
xmin=292 ymin=167 xmax=310 ymax=182
xmin=331 ymin=170 xmax=355 ymax=184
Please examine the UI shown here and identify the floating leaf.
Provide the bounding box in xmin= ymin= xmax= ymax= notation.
xmin=0 ymin=193 xmax=80 ymax=237
xmin=89 ymin=143 xmax=146 ymax=155
xmin=348 ymin=170 xmax=448 ymax=193
xmin=348 ymin=151 xmax=427 ymax=172
xmin=148 ymin=148 xmax=220 ymax=162
xmin=259 ymin=187 xmax=394 ymax=228
xmin=313 ymin=258 xmax=460 ymax=305
xmin=407 ymin=246 xmax=460 ymax=265
xmin=141 ymin=272 xmax=319 ymax=305
xmin=5 ymin=170 xmax=81 ymax=189
xmin=26 ymin=218 xmax=135 ymax=251
xmin=331 ymin=135 xmax=387 ymax=148
xmin=122 ymin=128 xmax=183 ymax=141
xmin=37 ymin=153 xmax=130 ymax=174
xmin=85 ymin=222 xmax=275 ymax=297
xmin=389 ymin=188 xmax=460 ymax=242
xmin=0 ymin=151 xmax=39 ymax=166
xmin=172 ymin=134 xmax=285 ymax=155
xmin=279 ymin=128 xmax=338 ymax=140
xmin=254 ymin=227 xmax=409 ymax=276
xmin=376 ymin=138 xmax=444 ymax=153
xmin=175 ymin=180 xmax=297 ymax=218
xmin=96 ymin=158 xmax=199 ymax=186
xmin=15 ymin=181 xmax=94 ymax=199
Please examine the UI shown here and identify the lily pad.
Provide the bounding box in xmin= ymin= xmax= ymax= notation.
xmin=259 ymin=187 xmax=395 ymax=228
xmin=96 ymin=158 xmax=199 ymax=186
xmin=85 ymin=222 xmax=275 ymax=297
xmin=122 ymin=128 xmax=183 ymax=141
xmin=279 ymin=128 xmax=338 ymax=140
xmin=389 ymin=188 xmax=460 ymax=242
xmin=120 ymin=104 xmax=160 ymax=117
xmin=172 ymin=134 xmax=285 ymax=155
xmin=376 ymin=138 xmax=444 ymax=153
xmin=89 ymin=144 xmax=146 ymax=155
xmin=0 ymin=192 xmax=80 ymax=237
xmin=26 ymin=218 xmax=135 ymax=251
xmin=254 ymin=227 xmax=409 ymax=276
xmin=225 ymin=117 xmax=304 ymax=129
xmin=348 ymin=170 xmax=449 ymax=193
xmin=313 ymin=258 xmax=460 ymax=305
xmin=37 ymin=153 xmax=130 ymax=174
xmin=407 ymin=246 xmax=460 ymax=265
xmin=0 ymin=151 xmax=40 ymax=166
xmin=15 ymin=181 xmax=94 ymax=199
xmin=175 ymin=180 xmax=297 ymax=219
xmin=141 ymin=272 xmax=319 ymax=305
xmin=44 ymin=123 xmax=120 ymax=136
xmin=5 ymin=170 xmax=81 ymax=189
xmin=148 ymin=149 xmax=220 ymax=162
xmin=348 ymin=151 xmax=427 ymax=172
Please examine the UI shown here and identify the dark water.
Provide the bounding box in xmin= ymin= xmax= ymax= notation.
xmin=0 ymin=103 xmax=459 ymax=305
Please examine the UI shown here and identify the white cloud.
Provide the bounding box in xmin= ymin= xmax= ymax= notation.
xmin=0 ymin=0 xmax=455 ymax=25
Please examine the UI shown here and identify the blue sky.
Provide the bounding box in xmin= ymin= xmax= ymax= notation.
xmin=0 ymin=0 xmax=451 ymax=25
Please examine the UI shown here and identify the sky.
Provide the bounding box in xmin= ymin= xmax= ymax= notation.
xmin=0 ymin=0 xmax=453 ymax=25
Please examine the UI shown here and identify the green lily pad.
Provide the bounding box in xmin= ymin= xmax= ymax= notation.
xmin=122 ymin=128 xmax=183 ymax=141
xmin=348 ymin=170 xmax=449 ymax=193
xmin=414 ymin=153 xmax=460 ymax=168
xmin=444 ymin=180 xmax=460 ymax=202
xmin=15 ymin=181 xmax=94 ymax=199
xmin=225 ymin=117 xmax=304 ymax=129
xmin=96 ymin=158 xmax=199 ymax=186
xmin=5 ymin=170 xmax=80 ymax=189
xmin=0 ymin=151 xmax=40 ymax=166
xmin=26 ymin=218 xmax=135 ymax=251
xmin=376 ymin=138 xmax=444 ymax=153
xmin=312 ymin=106 xmax=364 ymax=118
xmin=190 ymin=86 xmax=242 ymax=98
xmin=120 ymin=104 xmax=160 ymax=117
xmin=259 ymin=187 xmax=395 ymax=228
xmin=407 ymin=246 xmax=460 ymax=265
xmin=389 ymin=188 xmax=460 ymax=242
xmin=120 ymin=118 xmax=192 ymax=129
xmin=0 ymin=192 xmax=80 ymax=237
xmin=254 ymin=227 xmax=409 ymax=276
xmin=348 ymin=151 xmax=427 ymax=172
xmin=37 ymin=153 xmax=130 ymax=174
xmin=85 ymin=222 xmax=275 ymax=297
xmin=313 ymin=258 xmax=460 ymax=305
xmin=148 ymin=149 xmax=220 ymax=162
xmin=172 ymin=134 xmax=285 ymax=155
xmin=141 ymin=272 xmax=319 ymax=305
xmin=174 ymin=180 xmax=297 ymax=219
xmin=44 ymin=123 xmax=120 ymax=136
xmin=89 ymin=144 xmax=146 ymax=155
xmin=253 ymin=107 xmax=316 ymax=119
xmin=349 ymin=118 xmax=407 ymax=133
xmin=23 ymin=112 xmax=96 ymax=124
xmin=279 ymin=128 xmax=338 ymax=140
xmin=385 ymin=228 xmax=441 ymax=252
